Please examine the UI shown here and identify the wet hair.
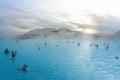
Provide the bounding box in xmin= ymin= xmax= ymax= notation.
xmin=24 ymin=65 xmax=27 ymax=67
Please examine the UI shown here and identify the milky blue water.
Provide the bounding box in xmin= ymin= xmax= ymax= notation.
xmin=0 ymin=39 xmax=120 ymax=80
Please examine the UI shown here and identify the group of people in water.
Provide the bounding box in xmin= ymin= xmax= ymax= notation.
xmin=3 ymin=40 xmax=119 ymax=72
xmin=4 ymin=48 xmax=28 ymax=71
xmin=90 ymin=43 xmax=109 ymax=50
xmin=4 ymin=48 xmax=17 ymax=60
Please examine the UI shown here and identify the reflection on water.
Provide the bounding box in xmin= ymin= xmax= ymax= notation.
xmin=0 ymin=39 xmax=120 ymax=80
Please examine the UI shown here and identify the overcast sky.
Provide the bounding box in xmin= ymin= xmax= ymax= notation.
xmin=0 ymin=0 xmax=120 ymax=35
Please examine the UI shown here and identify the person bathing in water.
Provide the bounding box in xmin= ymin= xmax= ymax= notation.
xmin=22 ymin=65 xmax=28 ymax=71
xmin=11 ymin=51 xmax=17 ymax=60
xmin=17 ymin=65 xmax=29 ymax=71
xmin=4 ymin=48 xmax=10 ymax=54
xmin=115 ymin=56 xmax=119 ymax=59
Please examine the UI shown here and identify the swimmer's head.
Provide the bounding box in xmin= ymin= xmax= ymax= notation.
xmin=115 ymin=56 xmax=119 ymax=59
xmin=24 ymin=65 xmax=27 ymax=67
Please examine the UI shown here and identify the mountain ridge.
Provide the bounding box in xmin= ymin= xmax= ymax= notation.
xmin=1 ymin=28 xmax=120 ymax=40
xmin=18 ymin=28 xmax=113 ymax=39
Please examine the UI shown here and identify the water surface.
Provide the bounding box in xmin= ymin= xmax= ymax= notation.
xmin=0 ymin=39 xmax=120 ymax=80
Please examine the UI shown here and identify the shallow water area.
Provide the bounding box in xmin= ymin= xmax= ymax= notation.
xmin=0 ymin=39 xmax=120 ymax=80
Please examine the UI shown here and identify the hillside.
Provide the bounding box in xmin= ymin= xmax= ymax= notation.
xmin=19 ymin=28 xmax=82 ymax=39
xmin=111 ymin=31 xmax=120 ymax=39
xmin=18 ymin=28 xmax=112 ymax=39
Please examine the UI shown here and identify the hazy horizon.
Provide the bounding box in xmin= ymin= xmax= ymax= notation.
xmin=0 ymin=0 xmax=120 ymax=36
